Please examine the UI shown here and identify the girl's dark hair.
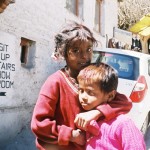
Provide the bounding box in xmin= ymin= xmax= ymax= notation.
xmin=77 ymin=62 xmax=118 ymax=93
xmin=54 ymin=21 xmax=97 ymax=58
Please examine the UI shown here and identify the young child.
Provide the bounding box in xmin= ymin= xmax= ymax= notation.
xmin=31 ymin=21 xmax=132 ymax=150
xmin=77 ymin=62 xmax=146 ymax=150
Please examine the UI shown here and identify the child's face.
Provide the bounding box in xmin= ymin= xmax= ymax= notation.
xmin=78 ymin=81 xmax=108 ymax=111
xmin=66 ymin=39 xmax=93 ymax=74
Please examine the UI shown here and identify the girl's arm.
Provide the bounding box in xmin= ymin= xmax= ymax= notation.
xmin=31 ymin=91 xmax=73 ymax=146
xmin=31 ymin=75 xmax=72 ymax=146
xmin=74 ymin=92 xmax=132 ymax=130
xmin=96 ymin=92 xmax=132 ymax=120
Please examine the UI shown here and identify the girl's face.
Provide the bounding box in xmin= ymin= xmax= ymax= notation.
xmin=66 ymin=39 xmax=93 ymax=76
xmin=78 ymin=81 xmax=108 ymax=111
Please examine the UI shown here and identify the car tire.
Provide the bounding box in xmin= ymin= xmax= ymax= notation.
xmin=141 ymin=111 xmax=150 ymax=135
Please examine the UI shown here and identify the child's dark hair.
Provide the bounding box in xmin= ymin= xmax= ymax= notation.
xmin=77 ymin=62 xmax=118 ymax=93
xmin=54 ymin=21 xmax=97 ymax=59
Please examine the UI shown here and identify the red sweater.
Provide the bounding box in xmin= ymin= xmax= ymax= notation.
xmin=31 ymin=69 xmax=132 ymax=150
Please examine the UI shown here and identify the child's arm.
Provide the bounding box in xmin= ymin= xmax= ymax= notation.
xmin=74 ymin=109 xmax=102 ymax=130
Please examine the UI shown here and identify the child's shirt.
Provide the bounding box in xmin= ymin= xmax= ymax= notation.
xmin=86 ymin=114 xmax=146 ymax=150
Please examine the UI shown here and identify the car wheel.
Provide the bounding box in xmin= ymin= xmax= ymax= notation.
xmin=141 ymin=112 xmax=150 ymax=135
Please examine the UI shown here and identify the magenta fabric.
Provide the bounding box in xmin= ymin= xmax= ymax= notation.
xmin=86 ymin=114 xmax=146 ymax=150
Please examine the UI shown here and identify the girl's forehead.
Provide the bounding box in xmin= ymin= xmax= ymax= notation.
xmin=70 ymin=39 xmax=93 ymax=47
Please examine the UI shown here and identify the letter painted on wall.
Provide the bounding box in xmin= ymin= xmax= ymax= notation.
xmin=0 ymin=31 xmax=16 ymax=97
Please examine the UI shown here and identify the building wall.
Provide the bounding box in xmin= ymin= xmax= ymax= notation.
xmin=141 ymin=35 xmax=150 ymax=54
xmin=0 ymin=0 xmax=118 ymax=145
xmin=103 ymin=0 xmax=118 ymax=36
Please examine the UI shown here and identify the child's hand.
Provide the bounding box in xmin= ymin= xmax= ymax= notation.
xmin=70 ymin=129 xmax=86 ymax=145
xmin=74 ymin=110 xmax=101 ymax=130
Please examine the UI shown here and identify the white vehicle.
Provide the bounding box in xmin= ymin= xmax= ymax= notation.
xmin=92 ymin=48 xmax=150 ymax=134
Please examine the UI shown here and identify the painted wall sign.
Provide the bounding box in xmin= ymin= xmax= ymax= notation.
xmin=0 ymin=31 xmax=16 ymax=97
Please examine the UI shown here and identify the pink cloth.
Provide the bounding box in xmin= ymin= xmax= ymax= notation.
xmin=87 ymin=120 xmax=100 ymax=136
xmin=86 ymin=114 xmax=146 ymax=150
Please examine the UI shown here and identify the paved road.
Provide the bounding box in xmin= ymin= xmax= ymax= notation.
xmin=1 ymin=124 xmax=150 ymax=150
xmin=0 ymin=124 xmax=36 ymax=150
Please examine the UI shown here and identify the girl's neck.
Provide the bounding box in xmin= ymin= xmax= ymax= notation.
xmin=64 ymin=66 xmax=79 ymax=89
xmin=65 ymin=66 xmax=78 ymax=80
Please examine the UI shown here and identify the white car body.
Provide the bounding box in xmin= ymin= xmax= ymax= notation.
xmin=92 ymin=48 xmax=150 ymax=133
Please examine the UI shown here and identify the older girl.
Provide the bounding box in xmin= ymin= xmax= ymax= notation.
xmin=31 ymin=21 xmax=132 ymax=150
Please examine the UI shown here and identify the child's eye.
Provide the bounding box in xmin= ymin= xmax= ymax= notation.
xmin=73 ymin=48 xmax=80 ymax=53
xmin=87 ymin=47 xmax=93 ymax=53
xmin=78 ymin=88 xmax=83 ymax=94
xmin=87 ymin=90 xmax=94 ymax=96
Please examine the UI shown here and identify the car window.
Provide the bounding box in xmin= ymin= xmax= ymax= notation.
xmin=92 ymin=51 xmax=139 ymax=80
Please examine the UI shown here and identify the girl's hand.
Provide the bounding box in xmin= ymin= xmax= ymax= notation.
xmin=70 ymin=129 xmax=86 ymax=145
xmin=74 ymin=110 xmax=102 ymax=130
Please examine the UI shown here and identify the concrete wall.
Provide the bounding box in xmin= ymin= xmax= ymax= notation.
xmin=103 ymin=0 xmax=118 ymax=36
xmin=0 ymin=0 xmax=118 ymax=145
